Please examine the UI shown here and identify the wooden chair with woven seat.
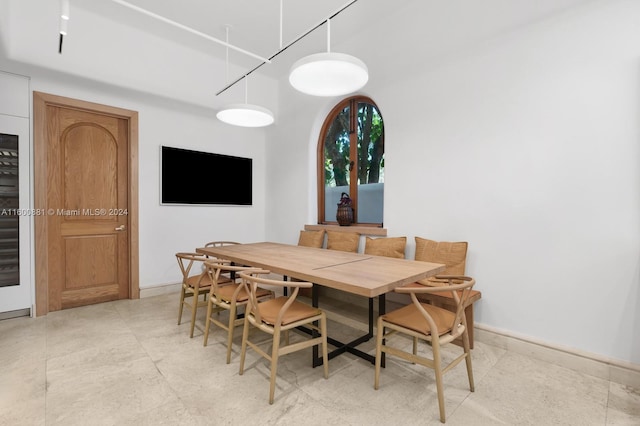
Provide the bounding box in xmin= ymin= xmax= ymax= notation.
xmin=203 ymin=241 xmax=241 ymax=267
xmin=203 ymin=259 xmax=274 ymax=364
xmin=204 ymin=240 xmax=241 ymax=248
xmin=292 ymin=229 xmax=326 ymax=297
xmin=176 ymin=252 xmax=231 ymax=338
xmin=363 ymin=236 xmax=407 ymax=316
xmin=374 ymin=275 xmax=477 ymax=424
xmin=408 ymin=237 xmax=482 ymax=348
xmin=238 ymin=270 xmax=329 ymax=404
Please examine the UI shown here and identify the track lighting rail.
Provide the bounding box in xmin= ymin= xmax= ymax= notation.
xmin=215 ymin=0 xmax=358 ymax=96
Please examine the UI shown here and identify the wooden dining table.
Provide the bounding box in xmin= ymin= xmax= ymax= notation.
xmin=196 ymin=242 xmax=445 ymax=366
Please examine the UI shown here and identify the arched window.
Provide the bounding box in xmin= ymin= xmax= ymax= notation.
xmin=317 ymin=96 xmax=384 ymax=226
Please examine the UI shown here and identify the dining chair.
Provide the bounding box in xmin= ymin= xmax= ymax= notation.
xmin=176 ymin=252 xmax=230 ymax=338
xmin=238 ymin=270 xmax=329 ymax=404
xmin=326 ymin=230 xmax=360 ymax=252
xmin=293 ymin=229 xmax=326 ymax=297
xmin=203 ymin=259 xmax=274 ymax=364
xmin=408 ymin=237 xmax=482 ymax=348
xmin=204 ymin=240 xmax=241 ymax=248
xmin=204 ymin=240 xmax=241 ymax=261
xmin=374 ymin=275 xmax=476 ymax=423
xmin=363 ymin=236 xmax=407 ymax=318
xmin=204 ymin=240 xmax=243 ymax=277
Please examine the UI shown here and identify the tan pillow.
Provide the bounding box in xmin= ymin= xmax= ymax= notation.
xmin=364 ymin=237 xmax=406 ymax=259
xmin=297 ymin=230 xmax=325 ymax=248
xmin=326 ymin=231 xmax=360 ymax=253
xmin=414 ymin=237 xmax=467 ymax=275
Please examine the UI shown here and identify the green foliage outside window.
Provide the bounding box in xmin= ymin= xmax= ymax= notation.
xmin=324 ymin=102 xmax=384 ymax=187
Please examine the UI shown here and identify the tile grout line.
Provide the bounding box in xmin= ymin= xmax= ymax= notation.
xmin=111 ymin=299 xmax=200 ymax=419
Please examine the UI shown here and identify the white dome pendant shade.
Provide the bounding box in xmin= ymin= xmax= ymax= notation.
xmin=289 ymin=52 xmax=368 ymax=97
xmin=289 ymin=19 xmax=368 ymax=97
xmin=216 ymin=103 xmax=274 ymax=127
xmin=217 ymin=76 xmax=274 ymax=127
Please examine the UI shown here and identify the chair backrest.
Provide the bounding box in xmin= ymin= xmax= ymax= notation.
xmin=297 ymin=230 xmax=325 ymax=248
xmin=414 ymin=237 xmax=467 ymax=275
xmin=175 ymin=252 xmax=208 ymax=283
xmin=239 ymin=271 xmax=313 ymax=327
xmin=204 ymin=259 xmax=261 ymax=297
xmin=326 ymin=231 xmax=360 ymax=253
xmin=204 ymin=241 xmax=241 ymax=248
xmin=364 ymin=236 xmax=406 ymax=259
xmin=396 ymin=276 xmax=476 ymax=339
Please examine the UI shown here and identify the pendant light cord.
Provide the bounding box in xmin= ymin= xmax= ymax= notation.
xmin=225 ymin=26 xmax=230 ymax=84
xmin=279 ymin=0 xmax=283 ymax=50
xmin=245 ymin=77 xmax=249 ymax=104
xmin=327 ymin=19 xmax=331 ymax=53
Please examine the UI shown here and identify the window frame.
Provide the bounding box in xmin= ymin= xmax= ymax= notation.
xmin=316 ymin=95 xmax=384 ymax=227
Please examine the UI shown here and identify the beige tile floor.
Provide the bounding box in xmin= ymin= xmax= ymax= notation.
xmin=1 ymin=292 xmax=639 ymax=426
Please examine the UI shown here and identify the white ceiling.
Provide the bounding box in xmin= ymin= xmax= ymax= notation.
xmin=1 ymin=0 xmax=597 ymax=111
xmin=73 ymin=0 xmax=361 ymax=70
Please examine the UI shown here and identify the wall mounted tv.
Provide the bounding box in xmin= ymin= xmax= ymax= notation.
xmin=161 ymin=146 xmax=252 ymax=205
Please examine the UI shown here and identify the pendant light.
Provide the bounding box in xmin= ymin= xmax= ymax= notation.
xmin=216 ymin=76 xmax=275 ymax=127
xmin=216 ymin=27 xmax=274 ymax=127
xmin=289 ymin=18 xmax=368 ymax=97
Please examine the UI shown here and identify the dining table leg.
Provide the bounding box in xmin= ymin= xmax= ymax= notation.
xmin=312 ymin=284 xmax=321 ymax=367
xmin=378 ymin=293 xmax=385 ymax=368
xmin=306 ymin=285 xmax=386 ymax=368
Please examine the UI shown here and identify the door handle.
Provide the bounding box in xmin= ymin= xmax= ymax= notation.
xmin=115 ymin=225 xmax=126 ymax=231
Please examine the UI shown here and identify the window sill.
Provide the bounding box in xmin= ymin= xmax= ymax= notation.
xmin=304 ymin=224 xmax=387 ymax=237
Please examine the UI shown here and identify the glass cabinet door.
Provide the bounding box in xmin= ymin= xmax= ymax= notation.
xmin=0 ymin=114 xmax=31 ymax=317
xmin=0 ymin=133 xmax=19 ymax=288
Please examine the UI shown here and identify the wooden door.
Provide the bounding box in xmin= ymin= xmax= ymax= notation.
xmin=34 ymin=93 xmax=139 ymax=314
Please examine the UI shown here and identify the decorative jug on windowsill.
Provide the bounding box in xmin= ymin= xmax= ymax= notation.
xmin=336 ymin=192 xmax=354 ymax=226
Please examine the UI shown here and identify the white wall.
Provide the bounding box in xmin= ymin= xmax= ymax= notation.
xmin=0 ymin=60 xmax=268 ymax=289
xmin=268 ymin=0 xmax=640 ymax=365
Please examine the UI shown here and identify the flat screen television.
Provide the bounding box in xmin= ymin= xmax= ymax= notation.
xmin=161 ymin=146 xmax=252 ymax=205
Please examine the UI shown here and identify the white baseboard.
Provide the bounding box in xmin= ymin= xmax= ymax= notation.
xmin=139 ymin=282 xmax=181 ymax=298
xmin=0 ymin=308 xmax=30 ymax=321
xmin=475 ymin=323 xmax=640 ymax=390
